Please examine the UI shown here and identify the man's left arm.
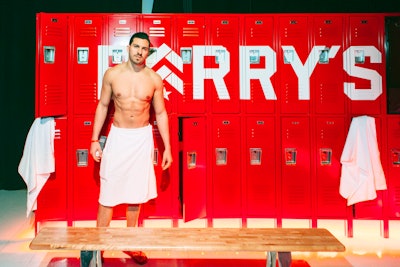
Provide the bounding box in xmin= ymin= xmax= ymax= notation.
xmin=152 ymin=79 xmax=173 ymax=170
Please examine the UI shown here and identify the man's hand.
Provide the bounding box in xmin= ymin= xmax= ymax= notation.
xmin=161 ymin=149 xmax=173 ymax=170
xmin=90 ymin=141 xmax=102 ymax=162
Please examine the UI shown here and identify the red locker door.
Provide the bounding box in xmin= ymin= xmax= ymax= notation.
xmin=245 ymin=116 xmax=276 ymax=217
xmin=36 ymin=117 xmax=68 ymax=223
xmin=106 ymin=14 xmax=138 ymax=67
xmin=212 ymin=116 xmax=241 ymax=217
xmin=141 ymin=116 xmax=175 ymax=218
xmin=72 ymin=15 xmax=103 ymax=115
xmin=107 ymin=15 xmax=137 ymax=46
xmin=182 ymin=117 xmax=207 ymax=222
xmin=141 ymin=15 xmax=176 ymax=114
xmin=315 ymin=117 xmax=347 ymax=218
xmin=242 ymin=16 xmax=276 ymax=114
xmin=278 ymin=16 xmax=311 ymax=114
xmin=387 ymin=116 xmax=400 ymax=218
xmin=209 ymin=16 xmax=241 ymax=114
xmin=72 ymin=117 xmax=99 ymax=220
xmin=312 ymin=16 xmax=346 ymax=114
xmin=35 ymin=13 xmax=68 ymax=117
xmin=175 ymin=15 xmax=207 ymax=114
xmin=345 ymin=15 xmax=385 ymax=116
xmin=281 ymin=117 xmax=311 ymax=217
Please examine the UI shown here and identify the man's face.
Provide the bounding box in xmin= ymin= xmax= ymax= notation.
xmin=128 ymin=38 xmax=150 ymax=64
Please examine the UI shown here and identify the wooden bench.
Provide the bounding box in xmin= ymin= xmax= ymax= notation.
xmin=30 ymin=227 xmax=345 ymax=266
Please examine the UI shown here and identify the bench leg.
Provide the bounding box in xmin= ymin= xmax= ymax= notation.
xmin=278 ymin=252 xmax=292 ymax=267
xmin=80 ymin=250 xmax=102 ymax=267
xmin=266 ymin=251 xmax=277 ymax=267
xmin=266 ymin=251 xmax=292 ymax=267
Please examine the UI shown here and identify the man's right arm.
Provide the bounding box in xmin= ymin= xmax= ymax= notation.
xmin=90 ymin=69 xmax=113 ymax=162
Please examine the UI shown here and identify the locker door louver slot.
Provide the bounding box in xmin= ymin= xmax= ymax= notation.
xmin=182 ymin=27 xmax=200 ymax=37
xmin=45 ymin=26 xmax=63 ymax=37
xmin=54 ymin=128 xmax=62 ymax=140
xmin=216 ymin=27 xmax=236 ymax=38
xmin=114 ymin=27 xmax=131 ymax=37
xmin=77 ymin=84 xmax=97 ymax=104
xmin=149 ymin=27 xmax=165 ymax=37
xmin=43 ymin=85 xmax=64 ymax=105
xmin=79 ymin=27 xmax=98 ymax=37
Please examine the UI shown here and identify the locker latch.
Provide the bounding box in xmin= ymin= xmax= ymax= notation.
xmin=319 ymin=49 xmax=330 ymax=64
xmin=180 ymin=48 xmax=192 ymax=64
xmin=249 ymin=148 xmax=262 ymax=165
xmin=249 ymin=49 xmax=260 ymax=64
xmin=153 ymin=148 xmax=159 ymax=166
xmin=216 ymin=148 xmax=227 ymax=165
xmin=187 ymin=151 xmax=197 ymax=169
xmin=283 ymin=49 xmax=294 ymax=64
xmin=44 ymin=46 xmax=55 ymax=64
xmin=77 ymin=47 xmax=89 ymax=64
xmin=76 ymin=149 xmax=88 ymax=167
xmin=111 ymin=48 xmax=124 ymax=64
xmin=354 ymin=49 xmax=365 ymax=64
xmin=320 ymin=148 xmax=332 ymax=166
xmin=285 ymin=148 xmax=297 ymax=165
xmin=392 ymin=149 xmax=400 ymax=166
xmin=215 ymin=49 xmax=226 ymax=64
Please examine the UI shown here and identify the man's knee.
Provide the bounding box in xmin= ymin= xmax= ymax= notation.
xmin=127 ymin=204 xmax=140 ymax=212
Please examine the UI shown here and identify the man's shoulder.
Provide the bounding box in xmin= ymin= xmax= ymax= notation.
xmin=105 ymin=63 xmax=125 ymax=78
xmin=146 ymin=67 xmax=162 ymax=81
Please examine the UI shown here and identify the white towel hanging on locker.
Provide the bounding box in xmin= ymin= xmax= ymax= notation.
xmin=340 ymin=115 xmax=387 ymax=206
xmin=18 ymin=117 xmax=55 ymax=217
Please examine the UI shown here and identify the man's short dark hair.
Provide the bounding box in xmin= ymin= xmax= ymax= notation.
xmin=129 ymin=32 xmax=151 ymax=47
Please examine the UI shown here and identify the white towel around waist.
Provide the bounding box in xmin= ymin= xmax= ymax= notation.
xmin=99 ymin=124 xmax=157 ymax=206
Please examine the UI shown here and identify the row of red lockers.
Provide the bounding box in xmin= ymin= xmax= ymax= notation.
xmin=36 ymin=114 xmax=400 ymax=237
xmin=35 ymin=12 xmax=400 ymax=237
xmin=36 ymin=12 xmax=393 ymax=117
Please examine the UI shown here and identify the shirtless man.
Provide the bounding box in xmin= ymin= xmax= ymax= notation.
xmin=89 ymin=32 xmax=172 ymax=264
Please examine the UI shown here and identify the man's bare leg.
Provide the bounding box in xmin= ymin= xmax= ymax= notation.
xmin=126 ymin=204 xmax=140 ymax=227
xmin=81 ymin=204 xmax=113 ymax=265
xmin=124 ymin=204 xmax=148 ymax=265
xmin=97 ymin=204 xmax=113 ymax=227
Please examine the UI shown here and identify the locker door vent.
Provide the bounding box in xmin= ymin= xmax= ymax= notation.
xmin=149 ymin=27 xmax=166 ymax=37
xmin=43 ymin=84 xmax=64 ymax=106
xmin=45 ymin=26 xmax=63 ymax=37
xmin=114 ymin=27 xmax=131 ymax=37
xmin=216 ymin=26 xmax=236 ymax=38
xmin=76 ymin=84 xmax=97 ymax=105
xmin=79 ymin=27 xmax=98 ymax=37
xmin=182 ymin=27 xmax=200 ymax=37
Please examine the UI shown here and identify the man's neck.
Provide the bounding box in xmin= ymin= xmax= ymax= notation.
xmin=128 ymin=61 xmax=146 ymax=72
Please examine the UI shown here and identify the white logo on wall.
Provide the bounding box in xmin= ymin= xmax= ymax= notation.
xmin=98 ymin=44 xmax=183 ymax=100
xmin=146 ymin=44 xmax=183 ymax=100
xmin=98 ymin=44 xmax=383 ymax=101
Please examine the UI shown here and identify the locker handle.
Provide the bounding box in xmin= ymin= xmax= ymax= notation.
xmin=44 ymin=46 xmax=55 ymax=64
xmin=250 ymin=148 xmax=262 ymax=165
xmin=77 ymin=47 xmax=89 ymax=64
xmin=320 ymin=148 xmax=332 ymax=166
xmin=153 ymin=148 xmax=159 ymax=166
xmin=187 ymin=151 xmax=197 ymax=169
xmin=216 ymin=148 xmax=227 ymax=165
xmin=354 ymin=49 xmax=365 ymax=64
xmin=76 ymin=149 xmax=88 ymax=167
xmin=285 ymin=148 xmax=297 ymax=165
xmin=392 ymin=149 xmax=400 ymax=166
